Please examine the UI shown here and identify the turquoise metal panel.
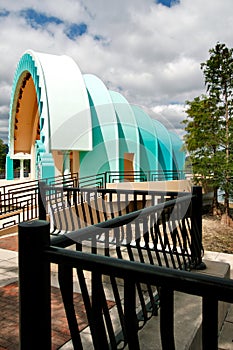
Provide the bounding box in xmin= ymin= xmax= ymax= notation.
xmin=169 ymin=131 xmax=185 ymax=177
xmin=35 ymin=141 xmax=54 ymax=180
xmin=109 ymin=91 xmax=140 ymax=174
xmin=8 ymin=51 xmax=186 ymax=182
xmin=6 ymin=154 xmax=13 ymax=180
xmin=131 ymin=105 xmax=158 ymax=174
xmin=80 ymin=75 xmax=119 ymax=178
xmin=152 ymin=120 xmax=173 ymax=179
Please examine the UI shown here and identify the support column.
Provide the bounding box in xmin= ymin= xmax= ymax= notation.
xmin=72 ymin=150 xmax=80 ymax=175
xmin=63 ymin=151 xmax=70 ymax=175
xmin=30 ymin=144 xmax=36 ymax=179
xmin=6 ymin=153 xmax=14 ymax=180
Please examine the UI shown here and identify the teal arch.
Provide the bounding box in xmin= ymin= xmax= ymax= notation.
xmin=152 ymin=119 xmax=173 ymax=179
xmin=79 ymin=74 xmax=119 ymax=178
xmin=109 ymin=91 xmax=140 ymax=174
xmin=132 ymin=105 xmax=158 ymax=174
xmin=7 ymin=49 xmax=186 ymax=182
xmin=169 ymin=131 xmax=185 ymax=178
xmin=8 ymin=53 xmax=45 ymax=154
xmin=7 ymin=51 xmax=53 ymax=179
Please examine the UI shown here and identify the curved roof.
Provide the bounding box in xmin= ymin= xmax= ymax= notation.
xmin=109 ymin=91 xmax=140 ymax=171
xmin=83 ymin=74 xmax=119 ymax=172
xmin=169 ymin=131 xmax=185 ymax=171
xmin=8 ymin=49 xmax=185 ymax=180
xmin=132 ymin=105 xmax=158 ymax=171
xmin=9 ymin=50 xmax=92 ymax=155
xmin=152 ymin=119 xmax=173 ymax=172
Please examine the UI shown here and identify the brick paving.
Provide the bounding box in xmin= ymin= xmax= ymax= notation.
xmin=0 ymin=281 xmax=89 ymax=350
xmin=0 ymin=233 xmax=114 ymax=349
xmin=0 ymin=235 xmax=18 ymax=252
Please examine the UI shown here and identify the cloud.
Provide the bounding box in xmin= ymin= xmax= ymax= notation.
xmin=151 ymin=104 xmax=187 ymax=137
xmin=1 ymin=0 xmax=233 ymax=143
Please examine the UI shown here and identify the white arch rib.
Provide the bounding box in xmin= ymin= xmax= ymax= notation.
xmin=28 ymin=50 xmax=92 ymax=151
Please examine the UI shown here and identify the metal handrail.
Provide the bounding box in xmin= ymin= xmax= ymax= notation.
xmin=0 ymin=169 xmax=187 ymax=230
xmin=18 ymin=219 xmax=232 ymax=349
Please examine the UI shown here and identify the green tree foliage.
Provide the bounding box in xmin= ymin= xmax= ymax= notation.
xmin=183 ymin=43 xmax=233 ymax=221
xmin=183 ymin=95 xmax=222 ymax=213
xmin=0 ymin=139 xmax=7 ymax=171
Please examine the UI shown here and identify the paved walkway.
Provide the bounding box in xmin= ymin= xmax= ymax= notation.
xmin=0 ymin=233 xmax=93 ymax=350
xmin=1 ymin=232 xmax=233 ymax=349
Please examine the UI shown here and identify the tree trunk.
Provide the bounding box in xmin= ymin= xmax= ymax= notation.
xmin=212 ymin=187 xmax=219 ymax=215
xmin=221 ymin=188 xmax=233 ymax=226
xmin=222 ymin=91 xmax=232 ymax=225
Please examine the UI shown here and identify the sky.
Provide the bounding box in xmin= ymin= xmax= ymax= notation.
xmin=0 ymin=0 xmax=233 ymax=143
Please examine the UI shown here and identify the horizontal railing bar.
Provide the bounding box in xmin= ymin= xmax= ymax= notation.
xmin=45 ymin=246 xmax=233 ymax=303
xmin=51 ymin=194 xmax=193 ymax=246
xmin=45 ymin=184 xmax=189 ymax=198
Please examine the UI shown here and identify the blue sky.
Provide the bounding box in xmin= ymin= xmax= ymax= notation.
xmin=0 ymin=0 xmax=233 ymax=142
xmin=20 ymin=8 xmax=88 ymax=40
xmin=157 ymin=0 xmax=179 ymax=7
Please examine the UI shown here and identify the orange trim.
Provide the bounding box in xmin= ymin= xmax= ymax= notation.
xmin=14 ymin=75 xmax=40 ymax=154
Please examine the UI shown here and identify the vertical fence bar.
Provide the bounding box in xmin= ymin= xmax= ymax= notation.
xmin=191 ymin=186 xmax=206 ymax=269
xmin=18 ymin=220 xmax=51 ymax=349
xmin=160 ymin=286 xmax=175 ymax=350
xmin=202 ymin=296 xmax=218 ymax=350
xmin=91 ymin=272 xmax=109 ymax=349
xmin=192 ymin=186 xmax=202 ymax=239
xmin=38 ymin=181 xmax=47 ymax=220
xmin=124 ymin=278 xmax=140 ymax=350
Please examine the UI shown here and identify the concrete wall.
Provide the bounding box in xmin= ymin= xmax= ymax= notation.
xmin=106 ymin=180 xmax=192 ymax=193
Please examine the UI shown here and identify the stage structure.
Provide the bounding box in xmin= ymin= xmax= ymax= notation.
xmin=6 ymin=50 xmax=185 ymax=180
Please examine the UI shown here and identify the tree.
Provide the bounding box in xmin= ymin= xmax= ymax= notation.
xmin=183 ymin=43 xmax=233 ymax=223
xmin=183 ymin=95 xmax=223 ymax=214
xmin=0 ymin=139 xmax=7 ymax=171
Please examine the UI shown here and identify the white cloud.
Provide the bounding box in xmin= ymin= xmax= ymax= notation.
xmin=1 ymin=0 xmax=233 ymax=143
xmin=151 ymin=104 xmax=186 ymax=136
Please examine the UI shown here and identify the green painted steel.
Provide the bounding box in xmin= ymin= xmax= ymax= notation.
xmin=152 ymin=120 xmax=173 ymax=179
xmin=80 ymin=74 xmax=119 ymax=178
xmin=169 ymin=131 xmax=185 ymax=178
xmin=132 ymin=105 xmax=158 ymax=174
xmin=110 ymin=91 xmax=140 ymax=174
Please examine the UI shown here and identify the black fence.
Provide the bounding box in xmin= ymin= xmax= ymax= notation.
xmin=18 ymin=217 xmax=233 ymax=350
xmin=0 ymin=173 xmax=78 ymax=230
xmin=39 ymin=184 xmax=204 ymax=269
xmin=18 ymin=185 xmax=207 ymax=349
xmin=0 ymin=170 xmax=187 ymax=231
xmin=39 ymin=181 xmax=205 ymax=272
xmin=77 ymin=170 xmax=185 ymax=188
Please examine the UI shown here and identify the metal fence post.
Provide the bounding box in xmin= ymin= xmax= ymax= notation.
xmin=191 ymin=186 xmax=206 ymax=269
xmin=18 ymin=220 xmax=51 ymax=349
xmin=38 ymin=181 xmax=47 ymax=220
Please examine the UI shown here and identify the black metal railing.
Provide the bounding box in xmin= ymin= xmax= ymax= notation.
xmin=0 ymin=173 xmax=78 ymax=230
xmin=36 ymin=187 xmax=205 ymax=347
xmin=0 ymin=169 xmax=187 ymax=230
xmin=18 ymin=219 xmax=233 ymax=350
xmin=39 ymin=185 xmax=202 ymax=266
xmin=76 ymin=170 xmax=186 ymax=187
xmin=40 ymin=185 xmax=204 ymax=269
xmin=105 ymin=170 xmax=185 ymax=183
